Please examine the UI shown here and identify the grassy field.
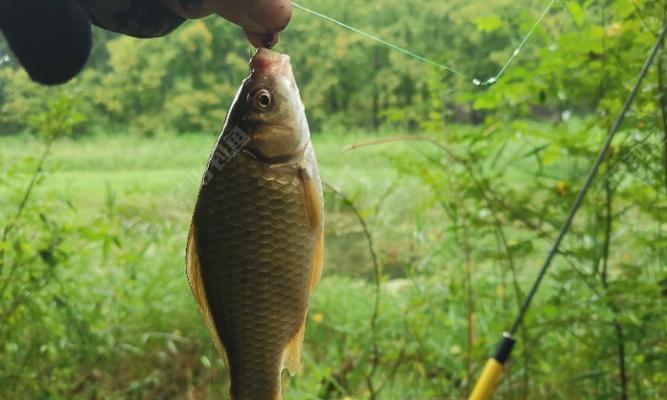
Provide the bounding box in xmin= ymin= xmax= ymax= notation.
xmin=1 ymin=132 xmax=409 ymax=216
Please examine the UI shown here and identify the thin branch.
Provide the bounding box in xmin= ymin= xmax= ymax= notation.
xmin=600 ymin=168 xmax=628 ymax=400
xmin=452 ymin=183 xmax=474 ymax=394
xmin=658 ymin=20 xmax=667 ymax=194
xmin=343 ymin=135 xmax=466 ymax=163
xmin=323 ymin=182 xmax=382 ymax=400
xmin=0 ymin=135 xmax=56 ymax=281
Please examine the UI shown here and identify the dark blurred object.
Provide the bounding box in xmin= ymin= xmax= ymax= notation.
xmin=0 ymin=0 xmax=93 ymax=85
xmin=80 ymin=0 xmax=184 ymax=38
xmin=0 ymin=0 xmax=184 ymax=86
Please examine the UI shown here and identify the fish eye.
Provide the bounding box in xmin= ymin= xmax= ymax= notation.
xmin=250 ymin=89 xmax=273 ymax=111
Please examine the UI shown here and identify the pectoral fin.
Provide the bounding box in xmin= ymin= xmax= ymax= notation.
xmin=186 ymin=223 xmax=228 ymax=366
xmin=300 ymin=161 xmax=324 ymax=290
xmin=298 ymin=166 xmax=322 ymax=232
xmin=310 ymin=230 xmax=324 ymax=291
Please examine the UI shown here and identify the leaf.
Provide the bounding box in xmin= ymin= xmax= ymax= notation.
xmin=566 ymin=1 xmax=585 ymax=26
xmin=474 ymin=15 xmax=503 ymax=33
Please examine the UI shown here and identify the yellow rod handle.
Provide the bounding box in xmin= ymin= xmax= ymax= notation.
xmin=468 ymin=358 xmax=504 ymax=400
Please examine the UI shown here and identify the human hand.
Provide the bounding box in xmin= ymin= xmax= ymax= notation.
xmin=164 ymin=0 xmax=292 ymax=48
xmin=0 ymin=0 xmax=292 ymax=85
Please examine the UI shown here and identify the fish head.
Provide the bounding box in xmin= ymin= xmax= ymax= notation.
xmin=228 ymin=48 xmax=309 ymax=164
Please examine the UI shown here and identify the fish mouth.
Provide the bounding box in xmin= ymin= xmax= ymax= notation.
xmin=250 ymin=48 xmax=291 ymax=78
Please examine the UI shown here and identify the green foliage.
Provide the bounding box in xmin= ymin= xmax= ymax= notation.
xmin=27 ymin=94 xmax=88 ymax=139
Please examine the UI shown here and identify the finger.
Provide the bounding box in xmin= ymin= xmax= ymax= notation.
xmin=204 ymin=0 xmax=292 ymax=37
xmin=0 ymin=0 xmax=92 ymax=85
xmin=244 ymin=0 xmax=292 ymax=33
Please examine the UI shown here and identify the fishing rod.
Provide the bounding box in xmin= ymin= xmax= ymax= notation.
xmin=469 ymin=20 xmax=667 ymax=400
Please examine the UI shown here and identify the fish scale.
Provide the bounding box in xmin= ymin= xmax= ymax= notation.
xmin=193 ymin=150 xmax=317 ymax=399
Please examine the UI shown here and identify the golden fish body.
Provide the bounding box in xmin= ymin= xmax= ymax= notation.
xmin=187 ymin=48 xmax=323 ymax=400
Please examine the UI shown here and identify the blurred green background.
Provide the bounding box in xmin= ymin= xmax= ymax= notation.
xmin=1 ymin=0 xmax=666 ymax=399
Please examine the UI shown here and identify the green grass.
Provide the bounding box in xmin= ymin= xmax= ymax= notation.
xmin=1 ymin=132 xmax=411 ymax=216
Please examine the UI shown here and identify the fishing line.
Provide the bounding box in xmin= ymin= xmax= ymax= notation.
xmin=292 ymin=0 xmax=557 ymax=87
xmin=292 ymin=2 xmax=466 ymax=77
xmin=475 ymin=0 xmax=557 ymax=87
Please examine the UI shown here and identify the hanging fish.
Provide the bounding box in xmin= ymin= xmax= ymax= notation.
xmin=186 ymin=48 xmax=324 ymax=400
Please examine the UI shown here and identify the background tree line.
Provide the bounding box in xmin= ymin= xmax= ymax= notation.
xmin=0 ymin=0 xmax=662 ymax=136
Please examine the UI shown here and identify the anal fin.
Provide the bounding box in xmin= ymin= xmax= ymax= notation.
xmin=281 ymin=320 xmax=306 ymax=376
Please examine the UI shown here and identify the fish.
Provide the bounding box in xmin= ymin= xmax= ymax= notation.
xmin=186 ymin=48 xmax=324 ymax=400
